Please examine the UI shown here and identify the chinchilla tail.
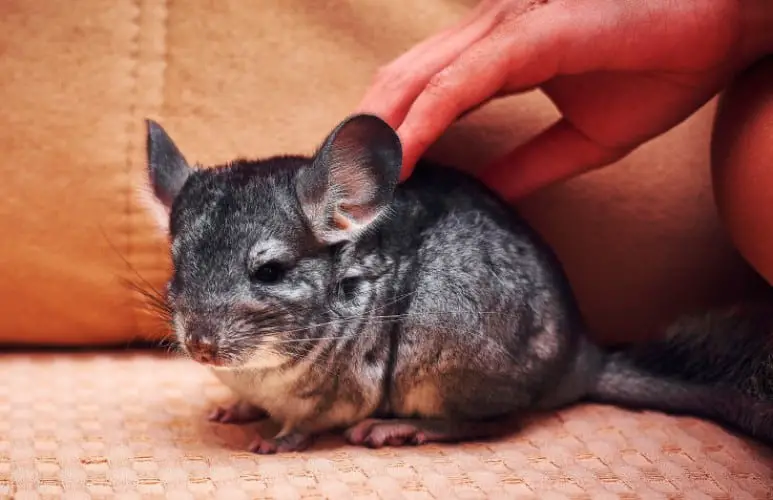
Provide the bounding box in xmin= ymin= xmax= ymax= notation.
xmin=587 ymin=302 xmax=773 ymax=446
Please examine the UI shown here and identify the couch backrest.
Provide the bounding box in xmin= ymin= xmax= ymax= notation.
xmin=0 ymin=0 xmax=764 ymax=345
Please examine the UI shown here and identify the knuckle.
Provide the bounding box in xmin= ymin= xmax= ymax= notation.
xmin=425 ymin=67 xmax=456 ymax=96
xmin=423 ymin=67 xmax=465 ymax=113
xmin=499 ymin=0 xmax=548 ymax=24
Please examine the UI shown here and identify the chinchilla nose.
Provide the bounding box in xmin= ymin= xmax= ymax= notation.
xmin=185 ymin=326 xmax=220 ymax=365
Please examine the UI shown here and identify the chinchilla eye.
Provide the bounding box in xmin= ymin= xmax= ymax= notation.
xmin=250 ymin=261 xmax=285 ymax=284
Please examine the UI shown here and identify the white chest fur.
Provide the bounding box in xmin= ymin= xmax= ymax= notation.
xmin=209 ymin=350 xmax=376 ymax=433
xmin=210 ymin=355 xmax=316 ymax=427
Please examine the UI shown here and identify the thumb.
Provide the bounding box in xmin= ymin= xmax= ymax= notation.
xmin=478 ymin=118 xmax=629 ymax=201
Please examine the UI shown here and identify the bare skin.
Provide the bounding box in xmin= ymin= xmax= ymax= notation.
xmin=356 ymin=0 xmax=773 ymax=201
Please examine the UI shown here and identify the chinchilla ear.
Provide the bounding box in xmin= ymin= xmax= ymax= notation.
xmin=140 ymin=119 xmax=195 ymax=232
xmin=296 ymin=113 xmax=402 ymax=244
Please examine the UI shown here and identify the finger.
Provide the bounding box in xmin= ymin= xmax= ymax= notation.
xmin=381 ymin=0 xmax=501 ymax=71
xmin=356 ymin=2 xmax=504 ymax=128
xmin=394 ymin=45 xmax=509 ymax=178
xmin=395 ymin=17 xmax=561 ymax=178
xmin=478 ymin=118 xmax=630 ymax=201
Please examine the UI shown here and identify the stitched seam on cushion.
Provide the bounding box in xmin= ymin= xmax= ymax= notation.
xmin=162 ymin=0 xmax=169 ymax=120
xmin=125 ymin=0 xmax=141 ymax=338
xmin=153 ymin=0 xmax=170 ymax=339
xmin=129 ymin=0 xmax=170 ymax=341
xmin=133 ymin=0 xmax=170 ymax=341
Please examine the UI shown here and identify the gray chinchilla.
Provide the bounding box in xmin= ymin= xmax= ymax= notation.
xmin=140 ymin=113 xmax=773 ymax=454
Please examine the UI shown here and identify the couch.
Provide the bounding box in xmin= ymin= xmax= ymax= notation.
xmin=2 ymin=0 xmax=772 ymax=497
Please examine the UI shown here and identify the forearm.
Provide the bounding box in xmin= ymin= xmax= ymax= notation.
xmin=741 ymin=0 xmax=773 ymax=60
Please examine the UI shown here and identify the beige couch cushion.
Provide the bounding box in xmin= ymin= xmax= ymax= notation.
xmin=2 ymin=351 xmax=771 ymax=498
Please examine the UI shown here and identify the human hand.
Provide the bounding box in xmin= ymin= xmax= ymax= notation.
xmin=357 ymin=0 xmax=773 ymax=200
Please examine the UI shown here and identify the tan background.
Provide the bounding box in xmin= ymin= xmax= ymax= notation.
xmin=0 ymin=0 xmax=767 ymax=345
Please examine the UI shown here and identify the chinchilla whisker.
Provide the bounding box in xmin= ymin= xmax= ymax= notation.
xmin=359 ymin=289 xmax=422 ymax=313
xmin=262 ymin=328 xmax=519 ymax=364
xmin=128 ymin=281 xmax=171 ymax=311
xmin=326 ymin=309 xmax=520 ymax=325
xmin=218 ymin=304 xmax=528 ymax=356
xmin=252 ymin=308 xmax=518 ymax=339
xmin=128 ymin=282 xmax=175 ymax=331
xmin=255 ymin=316 xmax=520 ymax=362
xmin=264 ymin=334 xmax=381 ymax=344
xmin=154 ymin=336 xmax=176 ymax=349
xmin=165 ymin=342 xmax=186 ymax=357
xmin=257 ymin=321 xmax=480 ymax=344
xmin=255 ymin=316 xmax=405 ymax=337
xmin=331 ymin=308 xmax=515 ymax=329
xmin=283 ymin=289 xmax=422 ymax=319
xmin=101 ymin=226 xmax=170 ymax=304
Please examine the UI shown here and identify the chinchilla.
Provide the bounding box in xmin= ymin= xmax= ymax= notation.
xmin=139 ymin=113 xmax=773 ymax=453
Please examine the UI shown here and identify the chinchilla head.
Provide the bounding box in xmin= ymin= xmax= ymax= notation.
xmin=141 ymin=114 xmax=402 ymax=368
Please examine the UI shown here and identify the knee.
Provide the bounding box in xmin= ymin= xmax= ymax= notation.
xmin=712 ymin=55 xmax=773 ymax=285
